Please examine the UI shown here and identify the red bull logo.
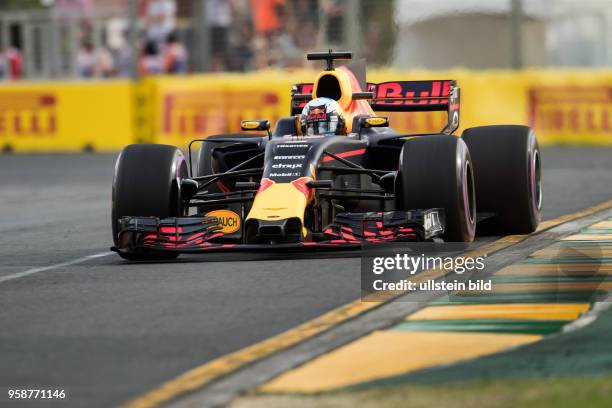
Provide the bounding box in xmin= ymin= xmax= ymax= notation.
xmin=307 ymin=113 xmax=328 ymax=121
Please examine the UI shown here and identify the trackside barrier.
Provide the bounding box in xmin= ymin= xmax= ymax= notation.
xmin=137 ymin=72 xmax=306 ymax=146
xmin=1 ymin=70 xmax=611 ymax=151
xmin=0 ymin=81 xmax=133 ymax=152
xmin=143 ymin=69 xmax=612 ymax=148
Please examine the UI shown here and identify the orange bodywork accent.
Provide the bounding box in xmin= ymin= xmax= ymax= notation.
xmin=312 ymin=66 xmax=374 ymax=131
xmin=246 ymin=179 xmax=311 ymax=231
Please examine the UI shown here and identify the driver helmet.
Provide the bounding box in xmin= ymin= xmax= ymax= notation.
xmin=300 ymin=97 xmax=346 ymax=136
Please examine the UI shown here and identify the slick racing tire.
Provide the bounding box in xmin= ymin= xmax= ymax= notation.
xmin=462 ymin=125 xmax=541 ymax=234
xmin=112 ymin=144 xmax=187 ymax=260
xmin=396 ymin=135 xmax=476 ymax=242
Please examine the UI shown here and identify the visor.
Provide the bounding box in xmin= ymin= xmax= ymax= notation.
xmin=306 ymin=116 xmax=339 ymax=136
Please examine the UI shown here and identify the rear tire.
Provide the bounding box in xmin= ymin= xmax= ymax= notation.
xmin=112 ymin=144 xmax=187 ymax=260
xmin=396 ymin=135 xmax=476 ymax=242
xmin=462 ymin=125 xmax=541 ymax=234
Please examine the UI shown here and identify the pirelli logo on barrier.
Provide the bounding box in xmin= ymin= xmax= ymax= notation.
xmin=528 ymin=87 xmax=612 ymax=141
xmin=0 ymin=93 xmax=57 ymax=137
xmin=162 ymin=91 xmax=280 ymax=138
xmin=0 ymin=81 xmax=136 ymax=151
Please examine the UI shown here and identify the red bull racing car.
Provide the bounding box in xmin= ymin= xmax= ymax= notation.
xmin=111 ymin=51 xmax=542 ymax=260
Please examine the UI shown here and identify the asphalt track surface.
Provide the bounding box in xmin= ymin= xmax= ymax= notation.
xmin=0 ymin=147 xmax=611 ymax=408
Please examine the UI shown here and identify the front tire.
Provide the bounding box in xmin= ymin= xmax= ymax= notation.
xmin=396 ymin=135 xmax=476 ymax=242
xmin=112 ymin=144 xmax=187 ymax=260
xmin=462 ymin=125 xmax=541 ymax=234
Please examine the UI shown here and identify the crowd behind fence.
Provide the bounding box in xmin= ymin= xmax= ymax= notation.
xmin=0 ymin=0 xmax=610 ymax=81
xmin=0 ymin=0 xmax=385 ymax=80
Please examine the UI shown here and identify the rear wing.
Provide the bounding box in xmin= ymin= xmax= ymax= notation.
xmin=290 ymin=83 xmax=314 ymax=115
xmin=291 ymin=80 xmax=460 ymax=134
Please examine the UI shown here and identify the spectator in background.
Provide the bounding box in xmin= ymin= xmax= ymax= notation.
xmin=77 ymin=40 xmax=115 ymax=78
xmin=0 ymin=51 xmax=5 ymax=79
xmin=145 ymin=0 xmax=176 ymax=48
xmin=163 ymin=31 xmax=188 ymax=74
xmin=206 ymin=0 xmax=232 ymax=71
xmin=4 ymin=45 xmax=24 ymax=80
xmin=250 ymin=0 xmax=285 ymax=37
xmin=228 ymin=24 xmax=254 ymax=72
xmin=295 ymin=19 xmax=318 ymax=52
xmin=116 ymin=30 xmax=133 ymax=77
xmin=293 ymin=0 xmax=318 ymax=27
xmin=291 ymin=0 xmax=319 ymax=52
xmin=273 ymin=14 xmax=302 ymax=68
xmin=226 ymin=0 xmax=254 ymax=71
xmin=96 ymin=46 xmax=116 ymax=77
xmin=77 ymin=41 xmax=95 ymax=77
xmin=139 ymin=39 xmax=163 ymax=75
xmin=250 ymin=0 xmax=286 ymax=68
xmin=321 ymin=0 xmax=344 ymax=45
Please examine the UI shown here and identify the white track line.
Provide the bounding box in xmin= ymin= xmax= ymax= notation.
xmin=0 ymin=252 xmax=112 ymax=285
xmin=563 ymin=293 xmax=612 ymax=333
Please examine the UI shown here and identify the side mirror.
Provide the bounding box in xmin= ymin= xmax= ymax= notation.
xmin=241 ymin=120 xmax=271 ymax=139
xmin=241 ymin=120 xmax=270 ymax=132
xmin=360 ymin=116 xmax=389 ymax=128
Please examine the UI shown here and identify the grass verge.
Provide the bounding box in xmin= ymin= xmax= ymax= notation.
xmin=231 ymin=376 xmax=612 ymax=408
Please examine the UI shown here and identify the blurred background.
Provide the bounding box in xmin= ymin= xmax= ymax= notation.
xmin=0 ymin=0 xmax=610 ymax=152
xmin=0 ymin=0 xmax=611 ymax=79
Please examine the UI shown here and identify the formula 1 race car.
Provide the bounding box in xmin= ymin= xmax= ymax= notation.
xmin=111 ymin=51 xmax=542 ymax=260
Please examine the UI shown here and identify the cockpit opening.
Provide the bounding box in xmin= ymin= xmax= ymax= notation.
xmin=316 ymin=74 xmax=342 ymax=101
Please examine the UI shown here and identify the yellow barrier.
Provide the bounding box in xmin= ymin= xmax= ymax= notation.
xmin=140 ymin=71 xmax=306 ymax=147
xmin=1 ymin=69 xmax=611 ymax=152
xmin=0 ymin=81 xmax=133 ymax=152
xmin=143 ymin=69 xmax=612 ymax=147
xmin=368 ymin=69 xmax=612 ymax=146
